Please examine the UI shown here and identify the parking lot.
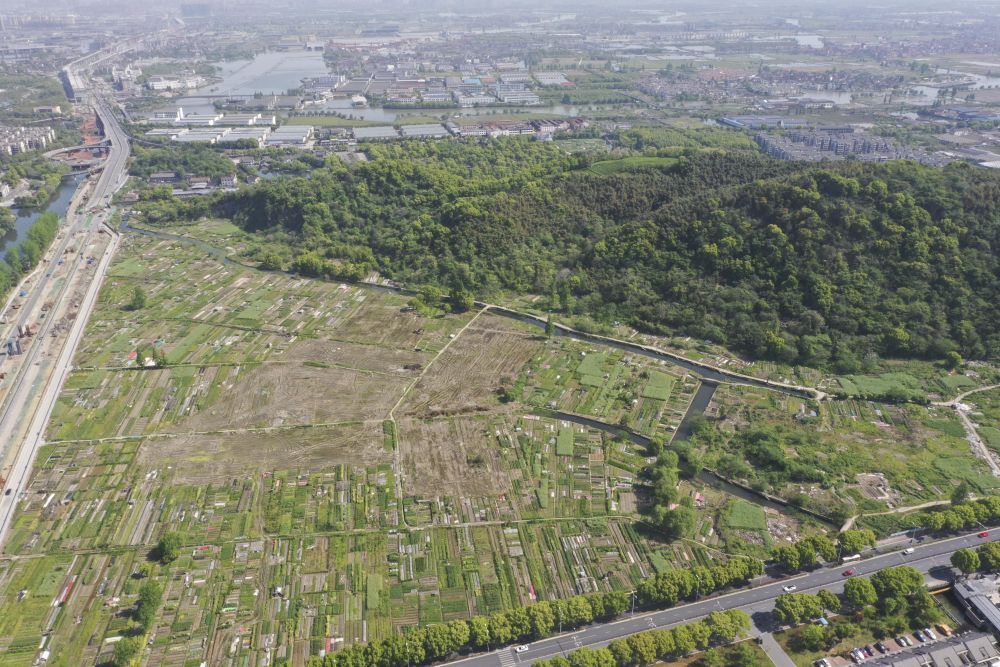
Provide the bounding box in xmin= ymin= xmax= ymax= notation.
xmin=814 ymin=631 xmax=1000 ymax=667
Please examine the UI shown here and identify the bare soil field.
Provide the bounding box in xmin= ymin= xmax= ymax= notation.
xmin=396 ymin=416 xmax=510 ymax=497
xmin=291 ymin=338 xmax=429 ymax=376
xmin=399 ymin=315 xmax=544 ymax=419
xmin=179 ymin=349 xmax=411 ymax=432
xmin=332 ymin=292 xmax=472 ymax=353
xmin=137 ymin=421 xmax=389 ymax=483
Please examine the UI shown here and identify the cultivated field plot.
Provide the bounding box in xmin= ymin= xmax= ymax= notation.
xmin=515 ymin=339 xmax=698 ymax=438
xmin=500 ymin=415 xmax=614 ymax=519
xmin=6 ymin=437 xmax=276 ymax=555
xmin=708 ymin=384 xmax=1000 ymax=516
xmin=260 ymin=518 xmax=671 ymax=650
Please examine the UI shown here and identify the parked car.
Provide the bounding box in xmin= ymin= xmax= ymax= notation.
xmin=875 ymin=641 xmax=889 ymax=654
xmin=896 ymin=636 xmax=910 ymax=647
xmin=924 ymin=628 xmax=937 ymax=641
xmin=914 ymin=630 xmax=926 ymax=642
xmin=864 ymin=645 xmax=875 ymax=657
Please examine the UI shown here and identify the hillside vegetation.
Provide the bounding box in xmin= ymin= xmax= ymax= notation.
xmin=145 ymin=135 xmax=1000 ymax=368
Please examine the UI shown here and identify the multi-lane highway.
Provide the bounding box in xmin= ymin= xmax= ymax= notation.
xmin=0 ymin=76 xmax=129 ymax=550
xmin=445 ymin=530 xmax=1000 ymax=667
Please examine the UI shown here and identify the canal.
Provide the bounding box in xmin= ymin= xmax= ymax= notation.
xmin=1 ymin=176 xmax=81 ymax=257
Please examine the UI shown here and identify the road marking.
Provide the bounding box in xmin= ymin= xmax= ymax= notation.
xmin=497 ymin=648 xmax=516 ymax=667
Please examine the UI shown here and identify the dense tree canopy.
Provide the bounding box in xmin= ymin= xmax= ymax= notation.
xmin=151 ymin=138 xmax=1000 ymax=366
xmin=130 ymin=143 xmax=236 ymax=179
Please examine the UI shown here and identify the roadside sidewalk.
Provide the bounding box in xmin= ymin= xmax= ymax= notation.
xmin=759 ymin=632 xmax=797 ymax=667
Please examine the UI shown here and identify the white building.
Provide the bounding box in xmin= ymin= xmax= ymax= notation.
xmin=498 ymin=92 xmax=541 ymax=105
xmin=173 ymin=113 xmax=223 ymax=127
xmin=146 ymin=75 xmax=206 ymax=91
xmin=454 ymin=93 xmax=497 ymax=107
xmin=265 ymin=126 xmax=313 ymax=145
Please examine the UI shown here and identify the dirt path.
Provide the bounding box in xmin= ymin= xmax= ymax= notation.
xmin=933 ymin=383 xmax=1000 ymax=406
xmin=930 ymin=383 xmax=1000 ymax=477
xmin=841 ymin=499 xmax=955 ymax=532
xmin=958 ymin=407 xmax=1000 ymax=477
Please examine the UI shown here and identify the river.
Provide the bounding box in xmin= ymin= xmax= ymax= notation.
xmin=204 ymin=51 xmax=329 ymax=96
xmin=910 ymin=68 xmax=1000 ymax=100
xmin=168 ymin=51 xmax=331 ymax=115
xmin=1 ymin=177 xmax=80 ymax=256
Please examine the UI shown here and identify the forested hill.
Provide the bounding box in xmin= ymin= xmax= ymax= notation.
xmin=159 ymin=139 xmax=1000 ymax=368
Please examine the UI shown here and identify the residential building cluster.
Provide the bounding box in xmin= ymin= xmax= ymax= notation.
xmin=0 ymin=125 xmax=55 ymax=155
xmin=754 ymin=129 xmax=952 ymax=165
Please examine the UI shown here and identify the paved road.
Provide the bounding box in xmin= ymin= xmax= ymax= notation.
xmin=0 ymin=83 xmax=128 ymax=550
xmin=443 ymin=530 xmax=1000 ymax=667
xmin=759 ymin=632 xmax=796 ymax=667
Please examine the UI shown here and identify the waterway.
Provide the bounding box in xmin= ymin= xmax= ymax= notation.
xmin=205 ymin=51 xmax=330 ymax=96
xmin=670 ymin=382 xmax=718 ymax=443
xmin=0 ymin=177 xmax=80 ymax=256
xmin=487 ymin=306 xmax=814 ymax=398
xmin=910 ymin=69 xmax=1000 ymax=100
xmin=170 ymin=51 xmax=331 ymax=115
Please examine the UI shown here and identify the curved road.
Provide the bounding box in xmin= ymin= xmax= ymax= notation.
xmin=443 ymin=529 xmax=999 ymax=667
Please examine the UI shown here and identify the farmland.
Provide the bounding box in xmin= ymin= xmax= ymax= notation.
xmin=2 ymin=236 xmax=798 ymax=667
xmin=2 ymin=232 xmax=998 ymax=666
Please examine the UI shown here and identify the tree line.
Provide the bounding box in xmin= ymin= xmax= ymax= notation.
xmin=531 ymin=610 xmax=753 ymax=667
xmin=0 ymin=211 xmax=59 ymax=301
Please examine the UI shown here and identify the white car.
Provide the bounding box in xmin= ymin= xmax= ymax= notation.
xmin=514 ymin=646 xmax=529 ymax=654
xmin=782 ymin=585 xmax=797 ymax=592
xmin=903 ymin=547 xmax=915 ymax=555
